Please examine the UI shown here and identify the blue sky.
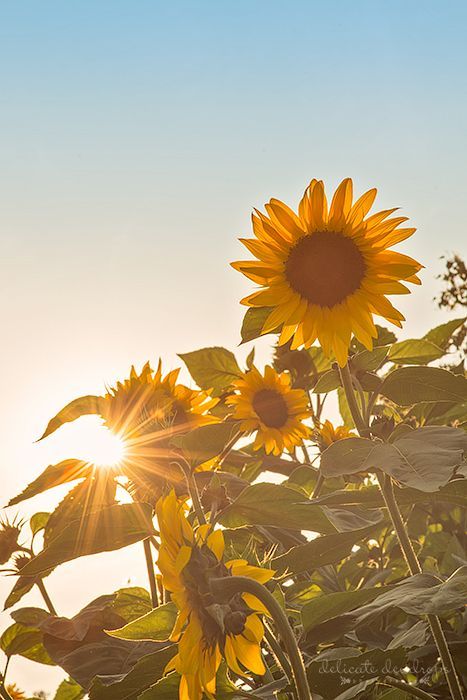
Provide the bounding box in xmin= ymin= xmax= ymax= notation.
xmin=1 ymin=0 xmax=466 ymax=691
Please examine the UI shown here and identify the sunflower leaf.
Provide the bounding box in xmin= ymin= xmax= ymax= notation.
xmin=172 ymin=421 xmax=240 ymax=468
xmin=387 ymin=338 xmax=445 ymax=364
xmin=380 ymin=366 xmax=467 ymax=405
xmin=38 ymin=395 xmax=104 ymax=440
xmin=240 ymin=306 xmax=275 ymax=344
xmin=107 ymin=602 xmax=177 ymax=642
xmin=7 ymin=460 xmax=93 ymax=506
xmin=424 ymin=316 xmax=466 ymax=350
xmin=178 ymin=347 xmax=241 ymax=396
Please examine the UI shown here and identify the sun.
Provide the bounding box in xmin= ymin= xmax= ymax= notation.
xmin=53 ymin=416 xmax=127 ymax=469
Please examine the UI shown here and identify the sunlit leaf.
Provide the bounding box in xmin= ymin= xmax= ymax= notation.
xmin=178 ymin=347 xmax=241 ymax=396
xmin=38 ymin=395 xmax=103 ymax=440
xmin=107 ymin=602 xmax=177 ymax=642
xmin=111 ymin=587 xmax=152 ymax=623
xmin=380 ymin=366 xmax=467 ymax=405
xmin=352 ymin=346 xmax=389 ymax=372
xmin=301 ymin=587 xmax=389 ymax=633
xmin=53 ymin=678 xmax=85 ymax=700
xmin=240 ymin=306 xmax=275 ymax=344
xmin=424 ymin=316 xmax=466 ymax=350
xmin=313 ymin=369 xmax=341 ymax=394
xmin=388 ymin=338 xmax=444 ymax=364
xmin=8 ymin=460 xmax=93 ymax=506
xmin=20 ymin=503 xmax=155 ymax=576
xmin=30 ymin=512 xmax=51 ymax=536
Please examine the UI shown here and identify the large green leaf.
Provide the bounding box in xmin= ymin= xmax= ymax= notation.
xmin=8 ymin=460 xmax=93 ymax=506
xmin=178 ymin=347 xmax=241 ymax=396
xmin=307 ymin=647 xmax=406 ymax=699
xmin=0 ymin=622 xmax=54 ymax=665
xmin=107 ymin=603 xmax=177 ymax=642
xmin=218 ymin=483 xmax=337 ymax=534
xmin=313 ymin=369 xmax=341 ymax=394
xmin=388 ymin=338 xmax=444 ymax=365
xmin=111 ymin=587 xmax=153 ymax=623
xmin=39 ymin=395 xmax=103 ymax=440
xmin=380 ymin=366 xmax=467 ymax=405
xmin=273 ymin=524 xmax=378 ymax=575
xmin=20 ymin=503 xmax=155 ymax=576
xmin=301 ymin=587 xmax=389 ymax=633
xmin=424 ymin=316 xmax=466 ymax=349
xmin=240 ymin=306 xmax=275 ymax=344
xmin=88 ymin=647 xmax=176 ymax=700
xmin=351 ymin=346 xmax=389 ymax=372
xmin=321 ymin=427 xmax=466 ymax=491
xmin=173 ymin=421 xmax=239 ymax=468
xmin=53 ymin=678 xmax=85 ymax=700
xmin=11 ymin=607 xmax=50 ymax=627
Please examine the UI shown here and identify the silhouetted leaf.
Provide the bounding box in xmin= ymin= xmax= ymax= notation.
xmin=240 ymin=307 xmax=275 ymax=344
xmin=424 ymin=317 xmax=466 ymax=350
xmin=173 ymin=422 xmax=239 ymax=468
xmin=8 ymin=460 xmax=93 ymax=506
xmin=39 ymin=395 xmax=103 ymax=440
xmin=179 ymin=347 xmax=241 ymax=395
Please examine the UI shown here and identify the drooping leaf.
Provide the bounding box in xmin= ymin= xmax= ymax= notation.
xmin=0 ymin=622 xmax=53 ymax=664
xmin=273 ymin=524 xmax=378 ymax=575
xmin=107 ymin=602 xmax=177 ymax=642
xmin=321 ymin=427 xmax=466 ymax=491
xmin=20 ymin=503 xmax=155 ymax=576
xmin=38 ymin=395 xmax=103 ymax=440
xmin=53 ymin=677 xmax=85 ymax=700
xmin=240 ymin=306 xmax=275 ymax=344
xmin=4 ymin=575 xmax=37 ymax=610
xmin=380 ymin=366 xmax=467 ymax=405
xmin=178 ymin=347 xmax=241 ymax=396
xmin=218 ymin=483 xmax=337 ymax=534
xmin=424 ymin=316 xmax=466 ymax=350
xmin=8 ymin=460 xmax=93 ymax=506
xmin=173 ymin=421 xmax=239 ymax=468
xmin=387 ymin=338 xmax=445 ymax=365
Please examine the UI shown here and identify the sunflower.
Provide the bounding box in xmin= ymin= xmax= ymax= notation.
xmin=226 ymin=365 xmax=310 ymax=455
xmin=6 ymin=685 xmax=26 ymax=700
xmin=0 ymin=516 xmax=22 ymax=565
xmin=315 ymin=420 xmax=356 ymax=450
xmin=232 ymin=178 xmax=422 ymax=366
xmin=157 ymin=491 xmax=273 ymax=700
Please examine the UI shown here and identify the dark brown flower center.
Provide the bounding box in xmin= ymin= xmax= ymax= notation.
xmin=252 ymin=389 xmax=289 ymax=428
xmin=285 ymin=232 xmax=366 ymax=307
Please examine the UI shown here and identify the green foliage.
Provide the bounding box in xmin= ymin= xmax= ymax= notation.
xmin=179 ymin=346 xmax=242 ymax=395
xmin=107 ymin=602 xmax=177 ymax=642
xmin=240 ymin=307 xmax=274 ymax=344
xmin=380 ymin=366 xmax=467 ymax=404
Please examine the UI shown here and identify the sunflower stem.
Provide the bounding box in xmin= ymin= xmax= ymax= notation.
xmin=340 ymin=362 xmax=464 ymax=700
xmin=338 ymin=363 xmax=370 ymax=437
xmin=264 ymin=623 xmax=297 ymax=699
xmin=143 ymin=538 xmax=159 ymax=608
xmin=311 ymin=473 xmax=324 ymax=499
xmin=377 ymin=473 xmax=464 ymax=700
xmin=36 ymin=578 xmax=57 ymax=616
xmin=182 ymin=462 xmax=207 ymax=525
xmin=210 ymin=576 xmax=312 ymax=700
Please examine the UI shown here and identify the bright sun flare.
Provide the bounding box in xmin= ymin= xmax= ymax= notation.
xmin=55 ymin=417 xmax=127 ymax=468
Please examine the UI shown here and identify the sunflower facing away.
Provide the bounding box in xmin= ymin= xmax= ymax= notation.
xmin=157 ymin=491 xmax=273 ymax=700
xmin=227 ymin=365 xmax=310 ymax=455
xmin=38 ymin=361 xmax=217 ymax=501
xmin=232 ymin=178 xmax=422 ymax=366
xmin=6 ymin=685 xmax=26 ymax=700
xmin=316 ymin=420 xmax=356 ymax=450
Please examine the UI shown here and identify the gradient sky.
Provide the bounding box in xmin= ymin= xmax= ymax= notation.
xmin=1 ymin=0 xmax=466 ymax=692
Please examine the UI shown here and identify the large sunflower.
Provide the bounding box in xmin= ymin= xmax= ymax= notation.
xmin=157 ymin=491 xmax=273 ymax=700
xmin=232 ymin=178 xmax=422 ymax=366
xmin=227 ymin=365 xmax=310 ymax=455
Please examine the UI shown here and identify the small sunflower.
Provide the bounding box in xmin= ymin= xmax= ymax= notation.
xmin=227 ymin=365 xmax=310 ymax=455
xmin=232 ymin=178 xmax=422 ymax=366
xmin=6 ymin=685 xmax=26 ymax=700
xmin=0 ymin=516 xmax=22 ymax=565
xmin=315 ymin=420 xmax=356 ymax=450
xmin=157 ymin=491 xmax=273 ymax=700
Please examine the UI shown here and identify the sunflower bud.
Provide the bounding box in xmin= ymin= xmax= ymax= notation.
xmin=0 ymin=518 xmax=22 ymax=565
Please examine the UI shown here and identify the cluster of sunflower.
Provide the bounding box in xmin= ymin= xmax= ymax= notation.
xmin=4 ymin=177 xmax=465 ymax=700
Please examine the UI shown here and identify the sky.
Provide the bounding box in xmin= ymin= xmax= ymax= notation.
xmin=0 ymin=0 xmax=466 ymax=692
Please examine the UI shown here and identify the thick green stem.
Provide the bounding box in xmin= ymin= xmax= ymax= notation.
xmin=340 ymin=361 xmax=464 ymax=700
xmin=211 ymin=576 xmax=312 ymax=700
xmin=264 ymin=624 xmax=297 ymax=699
xmin=381 ymin=677 xmax=437 ymax=700
xmin=311 ymin=473 xmax=324 ymax=499
xmin=36 ymin=579 xmax=57 ymax=616
xmin=143 ymin=538 xmax=159 ymax=608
